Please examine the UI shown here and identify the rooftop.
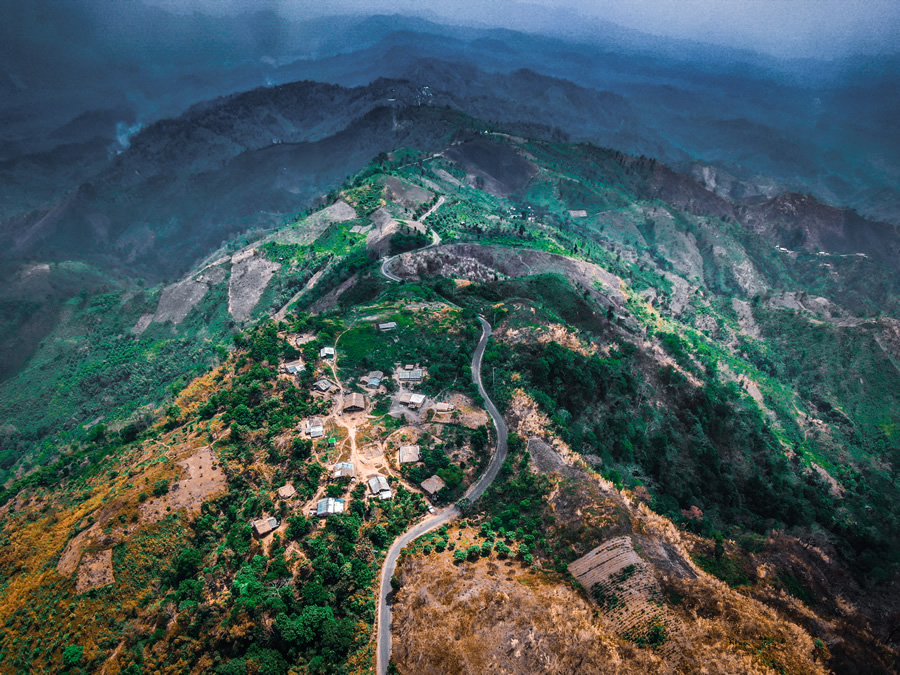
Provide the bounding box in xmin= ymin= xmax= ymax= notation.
xmin=252 ymin=516 xmax=278 ymax=537
xmin=398 ymin=368 xmax=423 ymax=382
xmin=334 ymin=461 xmax=356 ymax=478
xmin=316 ymin=497 xmax=345 ymax=516
xmin=343 ymin=392 xmax=366 ymax=411
xmin=305 ymin=418 xmax=325 ymax=437
xmin=276 ymin=484 xmax=297 ymax=499
xmin=368 ymin=475 xmax=391 ymax=494
xmin=284 ymin=359 xmax=305 ymax=374
xmin=399 ymin=445 xmax=421 ymax=464
xmin=420 ymin=475 xmax=447 ymax=496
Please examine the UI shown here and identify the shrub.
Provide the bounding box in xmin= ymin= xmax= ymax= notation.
xmin=62 ymin=644 xmax=83 ymax=666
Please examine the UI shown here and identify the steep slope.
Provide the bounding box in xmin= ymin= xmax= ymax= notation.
xmin=1 ymin=122 xmax=899 ymax=674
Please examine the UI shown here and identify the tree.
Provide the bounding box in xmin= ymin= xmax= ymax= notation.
xmin=285 ymin=515 xmax=309 ymax=541
xmin=291 ymin=437 xmax=312 ymax=459
xmin=714 ymin=533 xmax=725 ymax=562
xmin=63 ymin=645 xmax=84 ymax=667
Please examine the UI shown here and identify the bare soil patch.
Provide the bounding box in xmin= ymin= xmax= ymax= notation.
xmin=384 ymin=176 xmax=432 ymax=209
xmin=258 ymin=200 xmax=357 ymax=247
xmin=150 ymin=276 xmax=211 ymax=326
xmin=366 ymin=207 xmax=400 ymax=255
xmin=393 ymin=553 xmax=639 ymax=674
xmin=75 ymin=548 xmax=115 ymax=594
xmin=228 ymin=250 xmax=280 ymax=322
xmin=131 ymin=313 xmax=154 ymax=335
xmin=57 ymin=497 xmax=128 ymax=577
xmin=139 ymin=446 xmax=226 ymax=524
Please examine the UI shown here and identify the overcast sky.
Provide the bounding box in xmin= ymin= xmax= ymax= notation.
xmin=145 ymin=0 xmax=900 ymax=58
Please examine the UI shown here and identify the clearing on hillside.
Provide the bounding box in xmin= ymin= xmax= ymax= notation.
xmin=75 ymin=548 xmax=114 ymax=594
xmin=139 ymin=446 xmax=227 ymax=523
xmin=444 ymin=137 xmax=538 ymax=195
xmin=569 ymin=536 xmax=678 ymax=652
xmin=384 ymin=175 xmax=433 ymax=208
xmin=228 ymin=249 xmax=280 ymax=322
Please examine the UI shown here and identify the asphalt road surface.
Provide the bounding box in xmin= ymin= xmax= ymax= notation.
xmin=374 ymin=315 xmax=508 ymax=674
xmin=379 ymin=196 xmax=445 ymax=282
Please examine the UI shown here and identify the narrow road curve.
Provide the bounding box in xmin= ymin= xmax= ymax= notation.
xmin=375 ymin=315 xmax=508 ymax=675
xmin=380 ymin=196 xmax=445 ymax=282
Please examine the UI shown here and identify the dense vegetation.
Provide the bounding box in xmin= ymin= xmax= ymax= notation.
xmin=2 ymin=115 xmax=899 ymax=672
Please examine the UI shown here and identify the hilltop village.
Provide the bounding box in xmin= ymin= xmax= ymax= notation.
xmin=252 ymin=313 xmax=489 ymax=539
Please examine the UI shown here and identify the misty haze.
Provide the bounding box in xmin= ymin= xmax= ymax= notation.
xmin=0 ymin=1 xmax=899 ymax=673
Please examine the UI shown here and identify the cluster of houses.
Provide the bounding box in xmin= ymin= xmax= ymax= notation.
xmin=251 ymin=436 xmax=454 ymax=539
xmin=257 ymin=329 xmax=454 ymax=538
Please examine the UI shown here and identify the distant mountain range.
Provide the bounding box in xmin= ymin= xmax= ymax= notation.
xmin=2 ymin=10 xmax=898 ymax=243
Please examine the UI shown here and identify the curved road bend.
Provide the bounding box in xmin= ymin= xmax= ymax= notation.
xmin=375 ymin=315 xmax=508 ymax=675
xmin=380 ymin=196 xmax=445 ymax=283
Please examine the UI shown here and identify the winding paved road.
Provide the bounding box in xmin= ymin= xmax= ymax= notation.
xmin=380 ymin=196 xmax=445 ymax=282
xmin=374 ymin=315 xmax=508 ymax=675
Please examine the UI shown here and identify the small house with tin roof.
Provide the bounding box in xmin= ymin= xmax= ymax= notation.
xmin=420 ymin=475 xmax=447 ymax=496
xmin=283 ymin=359 xmax=305 ymax=375
xmin=333 ymin=462 xmax=356 ymax=479
xmin=252 ymin=516 xmax=279 ymax=537
xmin=305 ymin=418 xmax=325 ymax=438
xmin=398 ymin=367 xmax=423 ymax=383
xmin=276 ymin=484 xmax=297 ymax=500
xmin=367 ymin=475 xmax=392 ymax=500
xmin=399 ymin=445 xmax=421 ymax=464
xmin=343 ymin=392 xmax=366 ymax=412
xmin=316 ymin=497 xmax=345 ymax=517
xmin=313 ymin=378 xmax=334 ymax=392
